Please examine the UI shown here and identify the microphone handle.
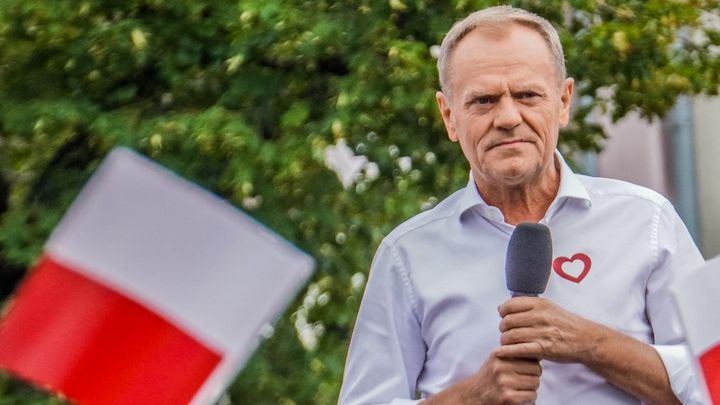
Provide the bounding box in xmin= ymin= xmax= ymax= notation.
xmin=509 ymin=292 xmax=539 ymax=405
xmin=511 ymin=292 xmax=539 ymax=297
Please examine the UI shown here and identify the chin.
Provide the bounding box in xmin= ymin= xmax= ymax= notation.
xmin=485 ymin=163 xmax=542 ymax=186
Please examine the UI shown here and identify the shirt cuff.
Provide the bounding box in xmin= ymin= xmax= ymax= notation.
xmin=653 ymin=344 xmax=706 ymax=404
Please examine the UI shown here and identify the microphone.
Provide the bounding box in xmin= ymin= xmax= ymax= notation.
xmin=505 ymin=222 xmax=552 ymax=297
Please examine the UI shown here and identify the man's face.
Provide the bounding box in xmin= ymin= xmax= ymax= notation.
xmin=436 ymin=24 xmax=574 ymax=189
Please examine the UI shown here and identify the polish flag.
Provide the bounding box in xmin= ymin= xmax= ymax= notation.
xmin=0 ymin=148 xmax=314 ymax=405
xmin=672 ymin=255 xmax=720 ymax=404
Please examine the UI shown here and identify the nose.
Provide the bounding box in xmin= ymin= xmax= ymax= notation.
xmin=493 ymin=96 xmax=522 ymax=130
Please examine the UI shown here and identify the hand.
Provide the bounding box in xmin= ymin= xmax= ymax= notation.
xmin=496 ymin=297 xmax=681 ymax=405
xmin=468 ymin=351 xmax=542 ymax=405
xmin=423 ymin=349 xmax=541 ymax=405
xmin=497 ymin=296 xmax=603 ymax=364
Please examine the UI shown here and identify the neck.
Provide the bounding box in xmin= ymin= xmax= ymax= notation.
xmin=475 ymin=158 xmax=560 ymax=225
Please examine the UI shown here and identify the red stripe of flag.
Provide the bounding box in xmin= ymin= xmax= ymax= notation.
xmin=0 ymin=255 xmax=222 ymax=405
xmin=701 ymin=344 xmax=720 ymax=405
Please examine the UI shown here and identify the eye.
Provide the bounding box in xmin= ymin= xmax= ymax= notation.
xmin=467 ymin=95 xmax=499 ymax=107
xmin=515 ymin=91 xmax=541 ymax=100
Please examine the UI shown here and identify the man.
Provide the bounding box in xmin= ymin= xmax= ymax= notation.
xmin=339 ymin=6 xmax=705 ymax=405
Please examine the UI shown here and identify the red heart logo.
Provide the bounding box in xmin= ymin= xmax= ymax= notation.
xmin=552 ymin=253 xmax=591 ymax=283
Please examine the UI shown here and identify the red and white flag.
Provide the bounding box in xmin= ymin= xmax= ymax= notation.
xmin=672 ymin=255 xmax=720 ymax=404
xmin=0 ymin=148 xmax=314 ymax=405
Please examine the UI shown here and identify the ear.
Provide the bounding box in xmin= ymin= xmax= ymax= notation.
xmin=558 ymin=78 xmax=574 ymax=128
xmin=436 ymin=91 xmax=458 ymax=142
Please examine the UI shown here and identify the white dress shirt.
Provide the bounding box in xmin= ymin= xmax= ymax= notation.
xmin=339 ymin=154 xmax=705 ymax=405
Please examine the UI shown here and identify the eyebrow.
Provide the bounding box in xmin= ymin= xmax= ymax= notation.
xmin=463 ymin=86 xmax=547 ymax=104
xmin=463 ymin=93 xmax=501 ymax=108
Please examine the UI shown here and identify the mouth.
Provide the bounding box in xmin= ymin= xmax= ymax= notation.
xmin=489 ymin=139 xmax=532 ymax=150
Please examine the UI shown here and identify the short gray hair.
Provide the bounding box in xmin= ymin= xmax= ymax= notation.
xmin=437 ymin=6 xmax=566 ymax=98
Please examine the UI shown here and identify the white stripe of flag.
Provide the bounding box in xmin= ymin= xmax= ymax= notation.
xmin=0 ymin=148 xmax=314 ymax=404
xmin=671 ymin=255 xmax=720 ymax=404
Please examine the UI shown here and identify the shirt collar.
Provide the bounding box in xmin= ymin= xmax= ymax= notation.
xmin=455 ymin=151 xmax=592 ymax=220
xmin=554 ymin=151 xmax=591 ymax=205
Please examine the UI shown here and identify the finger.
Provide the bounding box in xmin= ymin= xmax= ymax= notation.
xmin=497 ymin=373 xmax=541 ymax=392
xmin=500 ymin=326 xmax=537 ymax=345
xmin=510 ymin=373 xmax=541 ymax=390
xmin=494 ymin=389 xmax=538 ymax=405
xmin=499 ymin=311 xmax=538 ymax=332
xmin=507 ymin=389 xmax=538 ymax=404
xmin=507 ymin=358 xmax=543 ymax=377
xmin=492 ymin=349 xmax=543 ymax=375
xmin=498 ymin=296 xmax=539 ymax=317
xmin=496 ymin=342 xmax=544 ymax=360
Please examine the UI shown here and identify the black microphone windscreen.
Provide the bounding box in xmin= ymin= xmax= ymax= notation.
xmin=505 ymin=222 xmax=552 ymax=296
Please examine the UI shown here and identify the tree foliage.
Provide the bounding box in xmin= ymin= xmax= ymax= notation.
xmin=0 ymin=0 xmax=718 ymax=403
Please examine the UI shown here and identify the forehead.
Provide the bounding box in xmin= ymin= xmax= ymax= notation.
xmin=447 ymin=24 xmax=557 ymax=93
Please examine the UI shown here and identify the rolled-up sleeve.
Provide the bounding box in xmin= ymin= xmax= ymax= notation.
xmin=339 ymin=241 xmax=427 ymax=405
xmin=646 ymin=201 xmax=706 ymax=404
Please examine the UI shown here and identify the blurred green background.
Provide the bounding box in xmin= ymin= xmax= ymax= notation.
xmin=0 ymin=0 xmax=718 ymax=404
